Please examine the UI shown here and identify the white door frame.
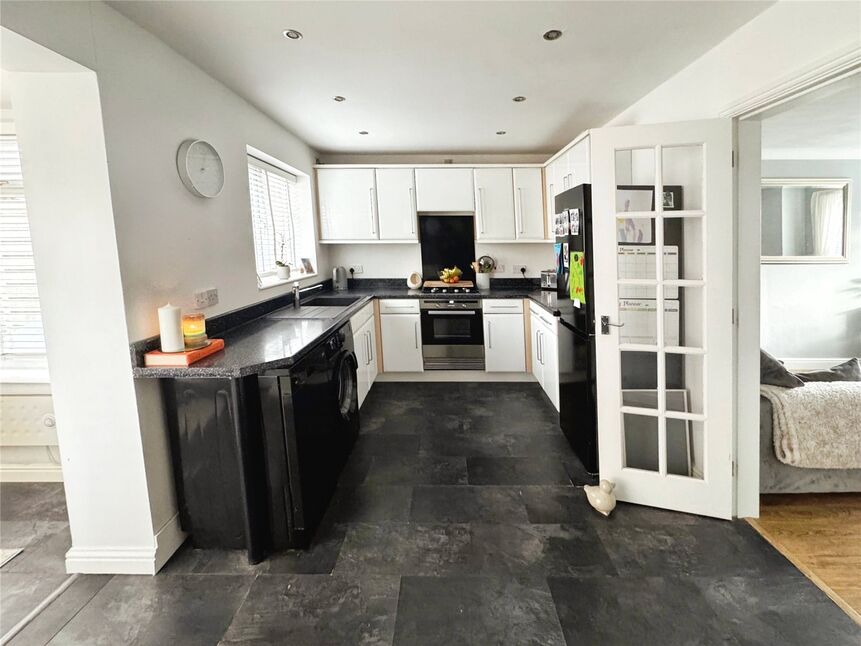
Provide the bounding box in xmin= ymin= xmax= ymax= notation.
xmin=726 ymin=48 xmax=861 ymax=519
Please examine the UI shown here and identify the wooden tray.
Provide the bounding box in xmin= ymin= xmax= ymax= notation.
xmin=423 ymin=280 xmax=474 ymax=288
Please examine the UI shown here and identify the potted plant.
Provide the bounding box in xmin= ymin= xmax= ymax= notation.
xmin=276 ymin=240 xmax=291 ymax=280
xmin=472 ymin=255 xmax=496 ymax=290
xmin=275 ymin=261 xmax=291 ymax=280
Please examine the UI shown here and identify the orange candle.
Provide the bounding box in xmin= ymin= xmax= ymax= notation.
xmin=182 ymin=313 xmax=208 ymax=349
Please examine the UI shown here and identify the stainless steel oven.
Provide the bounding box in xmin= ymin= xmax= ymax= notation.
xmin=419 ymin=299 xmax=484 ymax=370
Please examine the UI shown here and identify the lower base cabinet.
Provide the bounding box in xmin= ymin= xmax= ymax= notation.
xmin=530 ymin=307 xmax=560 ymax=410
xmin=484 ymin=299 xmax=526 ymax=372
xmin=351 ymin=303 xmax=378 ymax=407
xmin=380 ymin=313 xmax=423 ymax=372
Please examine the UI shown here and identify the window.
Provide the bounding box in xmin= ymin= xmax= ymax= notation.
xmin=0 ymin=133 xmax=46 ymax=356
xmin=246 ymin=153 xmax=316 ymax=286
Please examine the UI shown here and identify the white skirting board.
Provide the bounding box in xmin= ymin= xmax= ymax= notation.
xmin=65 ymin=513 xmax=186 ymax=575
xmin=0 ymin=463 xmax=63 ymax=482
xmin=376 ymin=371 xmax=537 ymax=383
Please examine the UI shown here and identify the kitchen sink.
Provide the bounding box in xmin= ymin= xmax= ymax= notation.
xmin=267 ymin=295 xmax=362 ymax=320
xmin=301 ymin=296 xmax=362 ymax=307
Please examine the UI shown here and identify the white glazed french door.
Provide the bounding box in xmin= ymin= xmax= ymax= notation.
xmin=591 ymin=119 xmax=734 ymax=519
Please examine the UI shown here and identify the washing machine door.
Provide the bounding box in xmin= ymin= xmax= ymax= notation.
xmin=336 ymin=350 xmax=359 ymax=420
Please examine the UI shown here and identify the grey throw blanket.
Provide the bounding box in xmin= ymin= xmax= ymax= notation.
xmin=760 ymin=382 xmax=861 ymax=469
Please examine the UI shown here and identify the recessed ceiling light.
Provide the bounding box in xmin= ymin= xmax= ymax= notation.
xmin=496 ymin=130 xmax=506 ymax=135
xmin=359 ymin=131 xmax=369 ymax=135
xmin=333 ymin=96 xmax=346 ymax=102
xmin=543 ymin=29 xmax=563 ymax=41
xmin=513 ymin=96 xmax=526 ymax=102
xmin=282 ymin=29 xmax=303 ymax=40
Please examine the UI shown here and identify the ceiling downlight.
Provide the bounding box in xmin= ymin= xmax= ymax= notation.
xmin=513 ymin=96 xmax=526 ymax=102
xmin=496 ymin=130 xmax=506 ymax=135
xmin=333 ymin=96 xmax=346 ymax=102
xmin=282 ymin=29 xmax=303 ymax=40
xmin=542 ymin=29 xmax=563 ymax=41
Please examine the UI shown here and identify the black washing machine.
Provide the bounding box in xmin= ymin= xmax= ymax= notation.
xmin=258 ymin=321 xmax=359 ymax=549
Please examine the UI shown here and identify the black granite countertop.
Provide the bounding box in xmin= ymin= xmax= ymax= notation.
xmin=133 ymin=279 xmax=567 ymax=380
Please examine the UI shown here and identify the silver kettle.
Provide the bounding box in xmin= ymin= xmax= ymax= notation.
xmin=333 ymin=266 xmax=349 ymax=291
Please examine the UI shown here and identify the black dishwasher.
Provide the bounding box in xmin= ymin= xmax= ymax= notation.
xmin=258 ymin=322 xmax=359 ymax=549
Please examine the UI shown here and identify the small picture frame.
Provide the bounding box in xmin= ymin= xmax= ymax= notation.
xmin=662 ymin=191 xmax=675 ymax=209
xmin=300 ymin=257 xmax=315 ymax=274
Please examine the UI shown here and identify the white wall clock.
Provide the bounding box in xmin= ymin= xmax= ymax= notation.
xmin=176 ymin=139 xmax=224 ymax=198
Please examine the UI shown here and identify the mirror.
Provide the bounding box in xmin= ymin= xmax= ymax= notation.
xmin=761 ymin=178 xmax=850 ymax=263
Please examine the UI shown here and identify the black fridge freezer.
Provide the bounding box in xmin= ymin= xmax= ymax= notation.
xmin=553 ymin=185 xmax=599 ymax=476
xmin=553 ymin=183 xmax=686 ymax=478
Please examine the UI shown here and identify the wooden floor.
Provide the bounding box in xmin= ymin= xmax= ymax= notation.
xmin=748 ymin=493 xmax=861 ymax=624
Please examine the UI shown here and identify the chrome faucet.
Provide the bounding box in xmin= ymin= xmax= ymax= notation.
xmin=292 ymin=281 xmax=301 ymax=309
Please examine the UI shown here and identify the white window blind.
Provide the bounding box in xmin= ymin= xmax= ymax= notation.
xmin=247 ymin=155 xmax=316 ymax=283
xmin=0 ymin=134 xmax=46 ymax=356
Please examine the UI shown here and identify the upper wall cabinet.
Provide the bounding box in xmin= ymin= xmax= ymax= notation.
xmin=544 ymin=135 xmax=592 ymax=236
xmin=375 ymin=168 xmax=417 ymax=241
xmin=318 ymin=168 xmax=378 ymax=240
xmin=513 ymin=167 xmax=545 ymax=240
xmin=474 ymin=168 xmax=515 ymax=241
xmin=415 ymin=168 xmax=474 ymax=212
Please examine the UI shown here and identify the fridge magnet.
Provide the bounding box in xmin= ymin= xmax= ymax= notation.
xmin=570 ymin=251 xmax=586 ymax=303
xmin=571 ymin=208 xmax=580 ymax=235
xmin=563 ymin=243 xmax=570 ymax=268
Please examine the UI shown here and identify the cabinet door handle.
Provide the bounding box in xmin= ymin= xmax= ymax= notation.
xmin=369 ymin=187 xmax=377 ymax=235
xmin=366 ymin=330 xmax=372 ymax=365
xmin=517 ymin=187 xmax=524 ymax=234
xmin=408 ymin=186 xmax=417 ymax=234
xmin=487 ymin=320 xmax=492 ymax=349
xmin=414 ymin=321 xmax=419 ymax=349
xmin=477 ymin=187 xmax=485 ymax=233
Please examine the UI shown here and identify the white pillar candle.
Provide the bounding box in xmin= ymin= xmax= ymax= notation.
xmin=158 ymin=303 xmax=184 ymax=353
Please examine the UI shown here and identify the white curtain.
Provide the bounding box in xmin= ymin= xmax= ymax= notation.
xmin=809 ymin=189 xmax=843 ymax=256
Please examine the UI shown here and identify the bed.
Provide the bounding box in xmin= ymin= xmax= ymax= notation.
xmin=760 ymin=357 xmax=861 ymax=494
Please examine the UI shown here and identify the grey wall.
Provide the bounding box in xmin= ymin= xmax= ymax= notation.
xmin=761 ymin=159 xmax=861 ymax=358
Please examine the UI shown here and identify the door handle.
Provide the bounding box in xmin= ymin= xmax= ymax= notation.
xmin=477 ymin=187 xmax=485 ymax=233
xmin=600 ymin=315 xmax=625 ymax=335
xmin=365 ymin=330 xmax=371 ymax=365
xmin=414 ymin=321 xmax=419 ymax=349
xmin=487 ymin=321 xmax=492 ymax=349
xmin=408 ymin=186 xmax=417 ymax=234
xmin=517 ymin=187 xmax=524 ymax=234
xmin=369 ymin=187 xmax=377 ymax=235
xmin=428 ymin=311 xmax=476 ymax=316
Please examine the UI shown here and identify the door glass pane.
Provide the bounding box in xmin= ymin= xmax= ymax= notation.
xmin=662 ymin=145 xmax=704 ymax=211
xmin=667 ymin=419 xmax=704 ymax=480
xmin=667 ymin=285 xmax=703 ymax=348
xmin=616 ymin=148 xmax=656 ymax=213
xmin=623 ymin=413 xmax=658 ymax=472
xmin=666 ymin=354 xmax=704 ymax=415
xmin=663 ymin=216 xmax=703 ymax=281
xmin=618 ymin=288 xmax=680 ymax=347
xmin=621 ymin=350 xmax=658 ymax=409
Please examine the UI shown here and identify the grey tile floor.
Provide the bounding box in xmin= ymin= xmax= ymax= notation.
xmin=1 ymin=382 xmax=859 ymax=644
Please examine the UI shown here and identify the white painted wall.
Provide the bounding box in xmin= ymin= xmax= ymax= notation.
xmin=761 ymin=159 xmax=861 ymax=358
xmin=328 ymin=241 xmax=552 ymax=279
xmin=606 ymin=2 xmax=861 ymax=127
xmin=8 ymin=68 xmax=159 ymax=572
xmin=1 ymin=1 xmax=327 ymax=572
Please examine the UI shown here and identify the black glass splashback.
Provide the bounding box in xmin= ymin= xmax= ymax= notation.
xmin=419 ymin=215 xmax=476 ymax=282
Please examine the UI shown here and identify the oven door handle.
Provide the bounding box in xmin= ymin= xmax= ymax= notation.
xmin=427 ymin=311 xmax=477 ymax=316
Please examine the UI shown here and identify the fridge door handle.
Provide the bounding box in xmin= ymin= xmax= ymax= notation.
xmin=600 ymin=315 xmax=625 ymax=335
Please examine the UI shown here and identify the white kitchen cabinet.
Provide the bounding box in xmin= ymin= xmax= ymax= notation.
xmin=529 ymin=306 xmax=559 ymax=410
xmin=375 ymin=168 xmax=417 ymax=241
xmin=351 ymin=303 xmax=378 ymax=407
xmin=379 ymin=301 xmax=423 ymax=372
xmin=317 ymin=168 xmax=378 ymax=240
xmin=485 ymin=313 xmax=525 ymax=372
xmin=415 ymin=168 xmax=474 ymax=212
xmin=474 ymin=168 xmax=515 ymax=241
xmin=512 ymin=167 xmax=545 ymax=241
xmin=569 ymin=136 xmax=591 ymax=186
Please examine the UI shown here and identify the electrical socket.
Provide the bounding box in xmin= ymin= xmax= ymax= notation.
xmin=350 ymin=265 xmax=364 ymax=275
xmin=496 ymin=264 xmax=505 ymax=272
xmin=194 ymin=287 xmax=219 ymax=309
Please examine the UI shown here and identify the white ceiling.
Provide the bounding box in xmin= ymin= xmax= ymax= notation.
xmin=110 ymin=1 xmax=771 ymax=155
xmin=760 ymin=72 xmax=861 ymax=160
